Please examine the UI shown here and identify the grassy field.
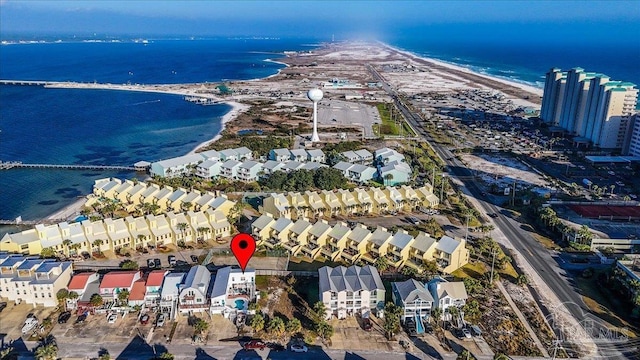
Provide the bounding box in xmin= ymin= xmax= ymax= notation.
xmin=573 ymin=272 xmax=638 ymax=337
xmin=374 ymin=103 xmax=415 ymax=136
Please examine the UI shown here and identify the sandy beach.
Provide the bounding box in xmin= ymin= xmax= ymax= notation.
xmin=188 ymin=100 xmax=249 ymax=154
xmin=45 ymin=197 xmax=86 ymax=221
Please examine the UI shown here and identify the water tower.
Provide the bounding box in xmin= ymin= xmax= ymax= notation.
xmin=307 ymin=88 xmax=323 ymax=142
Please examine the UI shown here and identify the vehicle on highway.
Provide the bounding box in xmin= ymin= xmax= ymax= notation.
xmin=0 ymin=302 xmax=7 ymax=313
xmin=153 ymin=258 xmax=161 ymax=268
xmin=362 ymin=317 xmax=372 ymax=331
xmin=75 ymin=314 xmax=87 ymax=324
xmin=243 ymin=340 xmax=266 ymax=351
xmin=290 ymin=344 xmax=308 ymax=353
xmin=168 ymin=255 xmax=176 ymax=266
xmin=147 ymin=259 xmax=156 ymax=268
xmin=140 ymin=314 xmax=150 ymax=325
xmin=267 ymin=342 xmax=285 ymax=351
xmin=487 ymin=213 xmax=498 ymax=218
xmin=156 ymin=313 xmax=166 ymax=327
xmin=107 ymin=313 xmax=118 ymax=324
xmin=22 ymin=318 xmax=39 ymax=334
xmin=58 ymin=311 xmax=72 ymax=324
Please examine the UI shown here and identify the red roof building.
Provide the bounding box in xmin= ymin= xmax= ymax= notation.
xmin=144 ymin=270 xmax=168 ymax=306
xmin=67 ymin=272 xmax=100 ymax=296
xmin=128 ymin=279 xmax=147 ymax=306
xmin=99 ymin=271 xmax=141 ymax=297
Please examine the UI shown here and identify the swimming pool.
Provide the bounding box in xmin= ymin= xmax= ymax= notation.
xmin=235 ymin=299 xmax=247 ymax=310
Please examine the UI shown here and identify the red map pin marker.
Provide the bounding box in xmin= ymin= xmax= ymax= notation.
xmin=230 ymin=233 xmax=256 ymax=273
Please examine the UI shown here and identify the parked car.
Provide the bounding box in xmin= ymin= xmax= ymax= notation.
xmin=407 ymin=216 xmax=421 ymax=225
xmin=75 ymin=314 xmax=87 ymax=324
xmin=26 ymin=313 xmax=37 ymax=321
xmin=168 ymin=255 xmax=176 ymax=266
xmin=0 ymin=302 xmax=7 ymax=313
xmin=153 ymin=258 xmax=161 ymax=268
xmin=190 ymin=255 xmax=199 ymax=263
xmin=453 ymin=328 xmax=465 ymax=339
xmin=58 ymin=311 xmax=72 ymax=324
xmin=81 ymin=252 xmax=91 ymax=260
xmin=107 ymin=313 xmax=118 ymax=324
xmin=156 ymin=313 xmax=166 ymax=327
xmin=147 ymin=259 xmax=155 ymax=268
xmin=243 ymin=340 xmax=266 ymax=351
xmin=362 ymin=317 xmax=372 ymax=331
xmin=267 ymin=342 xmax=285 ymax=351
xmin=290 ymin=344 xmax=308 ymax=353
xmin=469 ymin=324 xmax=482 ymax=336
xmin=462 ymin=328 xmax=472 ymax=339
xmin=140 ymin=314 xmax=150 ymax=325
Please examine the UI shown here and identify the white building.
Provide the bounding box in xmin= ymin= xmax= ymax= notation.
xmin=178 ymin=265 xmax=211 ymax=313
xmin=541 ymin=68 xmax=638 ymax=150
xmin=0 ymin=255 xmax=73 ymax=307
xmin=318 ymin=265 xmax=385 ymax=319
xmin=159 ymin=272 xmax=186 ymax=320
xmin=151 ymin=154 xmax=206 ymax=178
xmin=209 ymin=266 xmax=256 ymax=315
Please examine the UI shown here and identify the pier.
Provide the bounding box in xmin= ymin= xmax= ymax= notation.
xmin=0 ymin=161 xmax=138 ymax=171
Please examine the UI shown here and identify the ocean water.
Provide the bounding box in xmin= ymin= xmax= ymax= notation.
xmin=0 ymin=38 xmax=312 ymax=226
xmin=390 ymin=39 xmax=640 ymax=97
xmin=1 ymin=36 xmax=638 ymax=228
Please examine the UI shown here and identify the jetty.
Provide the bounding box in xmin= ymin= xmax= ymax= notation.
xmin=0 ymin=161 xmax=138 ymax=172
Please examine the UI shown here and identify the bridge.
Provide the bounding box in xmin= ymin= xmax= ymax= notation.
xmin=1 ymin=161 xmax=137 ymax=171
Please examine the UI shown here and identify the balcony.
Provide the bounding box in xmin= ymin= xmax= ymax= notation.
xmin=360 ymin=253 xmax=375 ymax=264
xmin=283 ymin=241 xmax=298 ymax=251
xmin=341 ymin=248 xmax=359 ymax=261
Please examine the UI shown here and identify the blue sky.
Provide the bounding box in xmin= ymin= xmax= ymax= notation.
xmin=1 ymin=0 xmax=639 ymax=42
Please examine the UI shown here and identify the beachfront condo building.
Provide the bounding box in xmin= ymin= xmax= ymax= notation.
xmin=318 ymin=265 xmax=385 ymax=319
xmin=541 ymin=68 xmax=638 ymax=150
xmin=0 ymin=254 xmax=73 ymax=307
xmin=392 ymin=279 xmax=434 ymax=324
xmin=625 ymin=114 xmax=640 ymax=157
xmin=0 ymin=210 xmax=231 ymax=256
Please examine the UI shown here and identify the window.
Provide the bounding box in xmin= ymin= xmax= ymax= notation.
xmin=35 ymin=293 xmax=38 ymax=298
xmin=49 ymin=293 xmax=52 ymax=298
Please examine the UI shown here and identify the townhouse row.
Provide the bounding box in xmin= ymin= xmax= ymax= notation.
xmin=0 ymin=253 xmax=73 ymax=307
xmin=151 ymin=147 xmax=253 ymax=178
xmin=317 ymin=265 xmax=468 ymax=323
xmin=260 ymin=184 xmax=439 ymax=220
xmin=197 ymin=158 xmax=327 ymax=182
xmin=151 ymin=144 xmax=412 ymax=186
xmin=0 ymin=209 xmax=232 ymax=256
xmin=252 ymin=215 xmax=469 ymax=274
xmin=87 ymin=177 xmax=236 ymax=215
xmin=66 ymin=265 xmax=256 ymax=319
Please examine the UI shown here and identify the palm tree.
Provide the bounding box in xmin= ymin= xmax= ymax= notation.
xmin=576 ymin=224 xmax=593 ymax=245
xmin=176 ymin=223 xmax=189 ymax=244
xmin=69 ymin=243 xmax=82 ymax=256
xmin=181 ymin=201 xmax=193 ymax=212
xmin=34 ymin=344 xmax=58 ymax=360
xmin=90 ymin=293 xmax=104 ymax=307
xmin=431 ymin=307 xmax=443 ymax=328
xmin=136 ymin=234 xmax=146 ymax=249
xmin=196 ymin=227 xmax=209 ymax=241
xmin=610 ymin=184 xmax=616 ymax=196
xmin=374 ymin=256 xmax=390 ymax=273
xmin=62 ymin=239 xmax=72 ymax=256
xmin=92 ymin=239 xmax=104 ymax=253
xmin=384 ymin=173 xmax=394 ymax=186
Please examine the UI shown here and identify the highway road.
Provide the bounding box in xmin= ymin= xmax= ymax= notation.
xmin=368 ymin=64 xmax=638 ymax=359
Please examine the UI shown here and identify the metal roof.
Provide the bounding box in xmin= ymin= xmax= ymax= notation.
xmin=318 ymin=265 xmax=384 ymax=294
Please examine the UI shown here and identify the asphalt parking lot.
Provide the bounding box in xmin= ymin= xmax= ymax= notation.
xmin=317 ymin=99 xmax=380 ymax=137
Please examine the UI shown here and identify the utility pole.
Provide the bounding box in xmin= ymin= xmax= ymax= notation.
xmin=511 ymin=180 xmax=517 ymax=206
xmin=490 ymin=247 xmax=498 ymax=284
xmin=465 ymin=214 xmax=470 ymax=242
xmin=440 ymin=175 xmax=446 ymax=202
xmin=431 ymin=167 xmax=436 ymax=187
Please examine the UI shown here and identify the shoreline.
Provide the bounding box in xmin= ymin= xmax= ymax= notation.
xmin=45 ymin=197 xmax=87 ymax=221
xmin=382 ymin=42 xmax=543 ymax=98
xmin=188 ymin=100 xmax=250 ymax=154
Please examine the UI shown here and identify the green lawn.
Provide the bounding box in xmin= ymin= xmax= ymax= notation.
xmin=452 ymin=262 xmax=487 ymax=279
xmin=375 ymin=103 xmax=416 ymax=136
